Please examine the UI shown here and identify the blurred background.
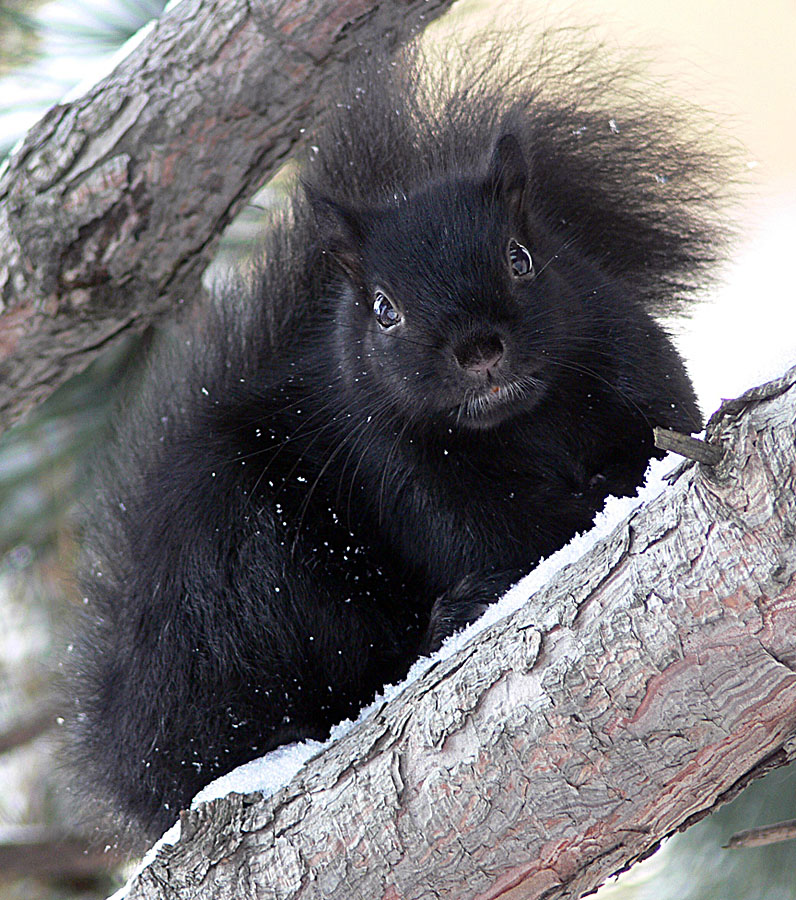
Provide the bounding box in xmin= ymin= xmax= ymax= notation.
xmin=0 ymin=0 xmax=794 ymax=897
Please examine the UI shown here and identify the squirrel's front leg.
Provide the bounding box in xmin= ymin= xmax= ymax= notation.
xmin=420 ymin=568 xmax=527 ymax=655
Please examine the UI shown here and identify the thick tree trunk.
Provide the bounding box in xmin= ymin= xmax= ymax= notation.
xmin=119 ymin=365 xmax=796 ymax=899
xmin=0 ymin=0 xmax=456 ymax=434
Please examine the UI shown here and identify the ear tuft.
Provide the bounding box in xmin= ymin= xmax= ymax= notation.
xmin=306 ymin=189 xmax=364 ymax=278
xmin=487 ymin=134 xmax=528 ymax=222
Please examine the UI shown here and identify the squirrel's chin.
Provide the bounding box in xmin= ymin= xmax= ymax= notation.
xmin=451 ymin=379 xmax=545 ymax=429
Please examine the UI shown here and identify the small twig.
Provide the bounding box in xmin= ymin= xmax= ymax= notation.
xmin=653 ymin=427 xmax=724 ymax=465
xmin=724 ymin=819 xmax=796 ymax=849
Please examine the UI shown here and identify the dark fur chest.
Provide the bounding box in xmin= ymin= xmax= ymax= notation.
xmin=229 ymin=381 xmax=631 ymax=599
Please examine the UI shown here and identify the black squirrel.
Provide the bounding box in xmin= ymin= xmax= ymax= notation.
xmin=68 ymin=33 xmax=734 ymax=844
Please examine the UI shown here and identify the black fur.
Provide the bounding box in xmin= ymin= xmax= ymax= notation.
xmin=68 ymin=34 xmax=734 ymax=844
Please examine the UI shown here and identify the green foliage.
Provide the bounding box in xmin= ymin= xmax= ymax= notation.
xmin=0 ymin=334 xmax=143 ymax=559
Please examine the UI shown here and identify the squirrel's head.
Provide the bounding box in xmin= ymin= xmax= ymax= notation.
xmin=307 ymin=134 xmax=600 ymax=431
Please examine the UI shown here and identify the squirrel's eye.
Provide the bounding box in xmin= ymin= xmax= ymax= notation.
xmin=373 ymin=290 xmax=402 ymax=329
xmin=508 ymin=239 xmax=534 ymax=278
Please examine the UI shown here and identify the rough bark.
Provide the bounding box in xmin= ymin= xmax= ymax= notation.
xmin=0 ymin=0 xmax=456 ymax=435
xmin=119 ymin=365 xmax=796 ymax=899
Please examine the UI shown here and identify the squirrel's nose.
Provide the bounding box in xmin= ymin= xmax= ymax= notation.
xmin=454 ymin=334 xmax=505 ymax=378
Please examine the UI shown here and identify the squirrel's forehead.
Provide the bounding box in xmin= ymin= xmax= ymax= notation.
xmin=369 ymin=196 xmax=503 ymax=255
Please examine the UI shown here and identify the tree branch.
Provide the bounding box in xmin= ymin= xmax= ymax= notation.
xmin=0 ymin=703 xmax=56 ymax=755
xmin=0 ymin=0 xmax=456 ymax=435
xmin=118 ymin=365 xmax=796 ymax=899
xmin=0 ymin=828 xmax=125 ymax=880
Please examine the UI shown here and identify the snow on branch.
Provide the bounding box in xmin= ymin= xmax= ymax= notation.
xmin=0 ymin=0 xmax=456 ymax=435
xmin=119 ymin=364 xmax=796 ymax=899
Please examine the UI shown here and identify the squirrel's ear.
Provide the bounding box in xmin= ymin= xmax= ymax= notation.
xmin=307 ymin=191 xmax=364 ymax=278
xmin=487 ymin=133 xmax=528 ymax=222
